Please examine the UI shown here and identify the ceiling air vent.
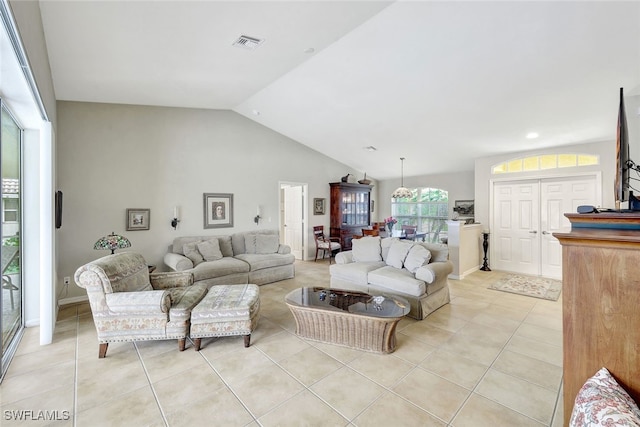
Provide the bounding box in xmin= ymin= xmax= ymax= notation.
xmin=232 ymin=35 xmax=265 ymax=50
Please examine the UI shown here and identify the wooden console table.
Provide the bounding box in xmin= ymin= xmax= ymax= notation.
xmin=554 ymin=213 xmax=640 ymax=425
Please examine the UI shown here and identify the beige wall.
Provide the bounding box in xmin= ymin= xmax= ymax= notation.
xmin=57 ymin=101 xmax=369 ymax=299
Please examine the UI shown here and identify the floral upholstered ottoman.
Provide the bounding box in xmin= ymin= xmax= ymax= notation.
xmin=190 ymin=284 xmax=260 ymax=351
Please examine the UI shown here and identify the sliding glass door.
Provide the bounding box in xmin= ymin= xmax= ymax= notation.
xmin=1 ymin=101 xmax=23 ymax=379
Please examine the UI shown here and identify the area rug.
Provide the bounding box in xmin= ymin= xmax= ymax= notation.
xmin=488 ymin=274 xmax=562 ymax=301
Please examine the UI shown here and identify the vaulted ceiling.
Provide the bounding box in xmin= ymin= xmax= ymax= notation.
xmin=38 ymin=1 xmax=640 ymax=179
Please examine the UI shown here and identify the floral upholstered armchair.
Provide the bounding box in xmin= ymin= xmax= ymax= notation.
xmin=74 ymin=252 xmax=208 ymax=358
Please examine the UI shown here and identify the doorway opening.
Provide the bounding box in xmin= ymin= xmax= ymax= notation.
xmin=279 ymin=182 xmax=307 ymax=260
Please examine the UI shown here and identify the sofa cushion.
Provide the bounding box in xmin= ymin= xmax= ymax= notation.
xmin=368 ymin=266 xmax=427 ymax=297
xmin=386 ymin=241 xmax=414 ymax=269
xmin=232 ymin=230 xmax=279 ymax=255
xmin=419 ymin=242 xmax=449 ymax=263
xmin=381 ymin=237 xmax=399 ymax=262
xmin=329 ymin=261 xmax=385 ymax=286
xmin=191 ymin=258 xmax=250 ymax=282
xmin=218 ymin=236 xmax=234 ymax=257
xmin=244 ymin=235 xmax=258 ymax=254
xmin=352 ymin=236 xmax=382 ymax=262
xmin=234 ymin=253 xmax=295 ymax=271
xmin=570 ymin=367 xmax=640 ymax=426
xmin=404 ymin=244 xmax=432 ymax=273
xmin=183 ymin=242 xmax=204 ymax=266
xmin=256 ymin=234 xmax=280 ymax=254
xmin=197 ymin=238 xmax=223 ymax=261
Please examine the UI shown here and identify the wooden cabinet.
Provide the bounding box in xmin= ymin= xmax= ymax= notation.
xmin=329 ymin=182 xmax=372 ymax=251
xmin=554 ymin=213 xmax=640 ymax=425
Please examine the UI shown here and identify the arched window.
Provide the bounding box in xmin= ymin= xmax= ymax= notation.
xmin=492 ymin=154 xmax=599 ymax=174
xmin=391 ymin=187 xmax=448 ymax=243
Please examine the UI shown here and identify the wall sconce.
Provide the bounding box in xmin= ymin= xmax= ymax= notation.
xmin=254 ymin=206 xmax=261 ymax=225
xmin=171 ymin=206 xmax=180 ymax=230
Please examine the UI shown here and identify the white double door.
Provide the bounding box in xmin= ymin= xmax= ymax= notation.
xmin=492 ymin=175 xmax=599 ymax=279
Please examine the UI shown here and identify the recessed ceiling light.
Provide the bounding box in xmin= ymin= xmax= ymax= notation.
xmin=304 ymin=47 xmax=315 ymax=54
xmin=526 ymin=132 xmax=539 ymax=139
xmin=363 ymin=146 xmax=377 ymax=152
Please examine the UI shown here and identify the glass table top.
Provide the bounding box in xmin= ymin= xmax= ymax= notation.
xmin=285 ymin=287 xmax=410 ymax=318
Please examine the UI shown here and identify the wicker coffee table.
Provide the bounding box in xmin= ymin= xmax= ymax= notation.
xmin=285 ymin=287 xmax=409 ymax=354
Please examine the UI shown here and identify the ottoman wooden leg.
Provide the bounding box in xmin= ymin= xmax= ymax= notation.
xmin=194 ymin=338 xmax=202 ymax=351
xmin=178 ymin=338 xmax=186 ymax=352
xmin=244 ymin=335 xmax=251 ymax=348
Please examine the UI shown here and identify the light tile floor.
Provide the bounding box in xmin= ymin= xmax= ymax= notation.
xmin=0 ymin=261 xmax=564 ymax=426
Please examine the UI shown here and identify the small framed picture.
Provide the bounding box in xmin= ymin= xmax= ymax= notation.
xmin=313 ymin=198 xmax=325 ymax=215
xmin=204 ymin=193 xmax=234 ymax=228
xmin=126 ymin=208 xmax=150 ymax=231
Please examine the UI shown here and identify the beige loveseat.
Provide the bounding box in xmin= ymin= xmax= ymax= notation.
xmin=164 ymin=230 xmax=295 ymax=286
xmin=329 ymin=236 xmax=453 ymax=320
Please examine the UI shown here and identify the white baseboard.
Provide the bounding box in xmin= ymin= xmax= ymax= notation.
xmin=449 ymin=265 xmax=481 ymax=280
xmin=59 ymin=295 xmax=89 ymax=306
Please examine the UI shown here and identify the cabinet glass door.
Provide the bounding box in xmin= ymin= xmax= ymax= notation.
xmin=341 ymin=191 xmax=369 ymax=225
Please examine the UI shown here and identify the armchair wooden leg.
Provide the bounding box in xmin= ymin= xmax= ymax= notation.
xmin=193 ymin=338 xmax=202 ymax=351
xmin=178 ymin=338 xmax=186 ymax=351
xmin=244 ymin=335 xmax=251 ymax=348
xmin=98 ymin=343 xmax=108 ymax=358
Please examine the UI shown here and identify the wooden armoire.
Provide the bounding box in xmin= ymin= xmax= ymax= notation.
xmin=554 ymin=213 xmax=640 ymax=425
xmin=329 ymin=182 xmax=372 ymax=251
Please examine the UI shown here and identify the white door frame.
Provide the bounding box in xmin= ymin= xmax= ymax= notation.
xmin=279 ymin=181 xmax=307 ymax=260
xmin=489 ymin=171 xmax=601 ymax=277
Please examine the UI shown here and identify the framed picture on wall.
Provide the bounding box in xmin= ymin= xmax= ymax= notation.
xmin=313 ymin=198 xmax=325 ymax=215
xmin=204 ymin=193 xmax=234 ymax=228
xmin=126 ymin=208 xmax=150 ymax=231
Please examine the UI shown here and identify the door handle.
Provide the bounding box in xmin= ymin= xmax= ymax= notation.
xmin=529 ymin=230 xmax=537 ymax=234
xmin=542 ymin=231 xmax=549 ymax=235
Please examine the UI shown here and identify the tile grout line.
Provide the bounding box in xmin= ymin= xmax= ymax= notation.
xmin=195 ymin=340 xmax=261 ymax=425
xmin=134 ymin=342 xmax=169 ymax=427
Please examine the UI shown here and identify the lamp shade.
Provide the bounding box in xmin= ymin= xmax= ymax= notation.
xmin=94 ymin=232 xmax=131 ymax=254
xmin=392 ymin=186 xmax=413 ymax=199
xmin=392 ymin=157 xmax=412 ymax=199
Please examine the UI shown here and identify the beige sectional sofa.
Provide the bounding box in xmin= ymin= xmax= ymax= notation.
xmin=329 ymin=236 xmax=453 ymax=320
xmin=164 ymin=230 xmax=295 ymax=286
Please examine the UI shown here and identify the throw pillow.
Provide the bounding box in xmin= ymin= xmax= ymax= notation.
xmin=381 ymin=237 xmax=399 ymax=262
xmin=385 ymin=241 xmax=414 ymax=269
xmin=197 ymin=238 xmax=223 ymax=261
xmin=217 ymin=235 xmax=234 ymax=257
xmin=570 ymin=367 xmax=640 ymax=426
xmin=419 ymin=242 xmax=448 ymax=263
xmin=404 ymin=244 xmax=432 ymax=273
xmin=255 ymin=234 xmax=280 ymax=254
xmin=352 ymin=236 xmax=382 ymax=262
xmin=244 ymin=235 xmax=257 ymax=254
xmin=183 ymin=241 xmax=204 ymax=266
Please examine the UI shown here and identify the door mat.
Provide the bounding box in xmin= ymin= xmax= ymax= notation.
xmin=488 ymin=274 xmax=562 ymax=301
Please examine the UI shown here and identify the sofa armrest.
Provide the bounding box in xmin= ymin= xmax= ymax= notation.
xmin=415 ymin=261 xmax=453 ymax=284
xmin=150 ymin=271 xmax=194 ymax=290
xmin=335 ymin=251 xmax=354 ymax=264
xmin=277 ymin=244 xmax=292 ymax=255
xmin=164 ymin=253 xmax=193 ymax=271
xmin=105 ymin=290 xmax=170 ymax=314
